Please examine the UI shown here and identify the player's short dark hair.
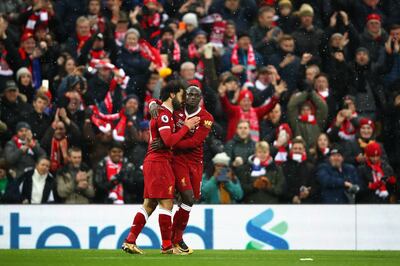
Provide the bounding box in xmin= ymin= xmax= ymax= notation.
xmin=160 ymin=80 xmax=185 ymax=101
xmin=259 ymin=6 xmax=275 ymax=16
xmin=278 ymin=34 xmax=294 ymax=44
xmin=33 ymin=92 xmax=49 ymax=103
xmin=390 ymin=24 xmax=400 ymax=32
xmin=292 ymin=136 xmax=306 ymax=147
xmin=36 ymin=156 xmax=50 ymax=165
xmin=315 ymin=72 xmax=329 ymax=81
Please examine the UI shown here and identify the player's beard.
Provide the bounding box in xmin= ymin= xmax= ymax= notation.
xmin=172 ymin=97 xmax=182 ymax=110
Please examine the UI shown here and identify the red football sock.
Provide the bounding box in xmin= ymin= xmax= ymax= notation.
xmin=159 ymin=208 xmax=173 ymax=249
xmin=172 ymin=204 xmax=191 ymax=244
xmin=125 ymin=208 xmax=148 ymax=244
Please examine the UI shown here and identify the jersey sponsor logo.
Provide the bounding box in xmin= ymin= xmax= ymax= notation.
xmin=161 ymin=115 xmax=169 ymax=123
xmin=204 ymin=120 xmax=213 ymax=128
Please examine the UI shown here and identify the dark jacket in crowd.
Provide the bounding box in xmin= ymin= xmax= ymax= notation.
xmin=18 ymin=169 xmax=57 ymax=204
xmin=22 ymin=111 xmax=52 ymax=141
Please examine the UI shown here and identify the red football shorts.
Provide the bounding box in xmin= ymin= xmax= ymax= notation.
xmin=143 ymin=160 xmax=175 ymax=199
xmin=172 ymin=158 xmax=203 ymax=200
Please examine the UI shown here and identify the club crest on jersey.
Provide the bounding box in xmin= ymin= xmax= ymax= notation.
xmin=161 ymin=115 xmax=169 ymax=123
xmin=204 ymin=120 xmax=213 ymax=128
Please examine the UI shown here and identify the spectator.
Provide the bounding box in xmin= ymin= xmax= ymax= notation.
xmin=41 ymin=108 xmax=81 ymax=173
xmin=65 ymin=16 xmax=92 ymax=59
xmin=56 ymin=147 xmax=95 ymax=204
xmin=277 ymin=0 xmax=296 ymax=34
xmin=317 ymin=144 xmax=361 ymax=204
xmin=249 ymin=6 xmax=277 ymax=60
xmin=268 ymin=34 xmax=301 ymax=92
xmin=209 ymin=0 xmax=257 ymax=33
xmin=185 ymin=30 xmax=208 ymax=81
xmin=0 ymin=80 xmax=32 ymax=134
xmin=270 ymin=123 xmax=292 ymax=165
xmin=16 ymin=67 xmax=34 ymax=103
xmin=242 ymin=141 xmax=285 ymax=203
xmin=358 ymin=142 xmax=398 ymax=203
xmin=94 ymin=141 xmax=143 ymax=204
xmin=250 ymin=66 xmax=277 ymax=107
xmin=22 ymin=93 xmax=51 ymax=141
xmin=260 ymin=103 xmax=283 ymax=144
xmin=384 ymin=24 xmax=400 ymax=88
xmin=309 ymin=132 xmax=331 ymax=165
xmin=223 ymin=20 xmax=237 ymax=49
xmin=282 ymin=137 xmax=318 ymax=203
xmin=0 ymin=158 xmax=20 ymax=203
xmin=129 ymin=120 xmax=149 ymax=169
xmin=343 ymin=118 xmax=388 ymax=166
xmin=292 ymin=4 xmax=324 ymax=65
xmin=4 ymin=121 xmax=45 ymax=178
xmin=224 ymin=120 xmax=255 ymax=179
xmin=177 ymin=13 xmax=200 ymax=48
xmin=201 ymin=152 xmax=243 ymax=204
xmin=157 ymin=27 xmax=182 ymax=72
xmin=219 ymin=80 xmax=286 ymax=141
xmin=287 ymin=89 xmax=328 ymax=148
xmin=221 ymin=32 xmax=263 ymax=84
xmin=18 ymin=156 xmax=57 ymax=204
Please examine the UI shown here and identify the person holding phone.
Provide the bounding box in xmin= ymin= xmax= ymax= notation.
xmin=201 ymin=152 xmax=243 ymax=204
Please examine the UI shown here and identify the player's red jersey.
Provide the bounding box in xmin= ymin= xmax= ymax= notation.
xmin=173 ymin=107 xmax=214 ymax=162
xmin=145 ymin=104 xmax=189 ymax=161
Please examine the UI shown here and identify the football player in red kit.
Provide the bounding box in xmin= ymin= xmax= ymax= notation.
xmin=151 ymin=85 xmax=214 ymax=254
xmin=122 ymin=81 xmax=200 ymax=255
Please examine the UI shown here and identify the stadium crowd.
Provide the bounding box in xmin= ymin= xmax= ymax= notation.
xmin=0 ymin=0 xmax=400 ymax=205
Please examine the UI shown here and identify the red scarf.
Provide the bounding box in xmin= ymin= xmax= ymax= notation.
xmin=105 ymin=157 xmax=124 ymax=204
xmin=320 ymin=147 xmax=330 ymax=156
xmin=24 ymin=8 xmax=49 ymax=34
xmin=274 ymin=142 xmax=291 ymax=165
xmin=260 ymin=156 xmax=273 ymax=167
xmin=156 ymin=40 xmax=181 ymax=62
xmin=231 ymin=44 xmax=256 ymax=82
xmin=188 ymin=43 xmax=205 ymax=80
xmin=298 ymin=114 xmax=317 ymax=125
xmin=239 ymin=108 xmax=259 ymax=142
xmin=225 ymin=35 xmax=237 ymax=49
xmin=91 ymin=106 xmax=128 ymax=142
xmin=104 ymin=78 xmax=118 ymax=114
xmin=138 ymin=39 xmax=164 ymax=68
xmin=289 ymin=151 xmax=307 ymax=163
xmin=13 ymin=136 xmax=34 ymax=155
xmin=77 ymin=34 xmax=91 ymax=55
xmin=50 ymin=137 xmax=69 ymax=173
xmin=0 ymin=50 xmax=13 ymax=76
xmin=89 ymin=49 xmax=107 ymax=60
xmin=18 ymin=48 xmax=32 ymax=73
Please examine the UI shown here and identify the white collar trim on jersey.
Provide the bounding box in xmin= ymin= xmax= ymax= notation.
xmin=161 ymin=103 xmax=173 ymax=114
xmin=185 ymin=106 xmax=202 ymax=118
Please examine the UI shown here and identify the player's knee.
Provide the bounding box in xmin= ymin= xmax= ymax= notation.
xmin=181 ymin=191 xmax=195 ymax=206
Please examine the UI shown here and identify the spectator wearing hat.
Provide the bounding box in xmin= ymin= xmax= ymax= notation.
xmin=18 ymin=156 xmax=57 ymax=204
xmin=16 ymin=67 xmax=34 ymax=103
xmin=209 ymin=0 xmax=257 ymax=33
xmin=0 ymin=158 xmax=21 ymax=203
xmin=22 ymin=92 xmax=51 ymax=141
xmin=358 ymin=13 xmax=389 ymax=64
xmin=317 ymin=144 xmax=361 ymax=204
xmin=176 ymin=13 xmax=200 ymax=48
xmin=291 ymin=4 xmax=324 ymax=65
xmin=242 ymin=141 xmax=285 ymax=204
xmin=352 ymin=0 xmax=386 ymax=33
xmin=357 ymin=142 xmax=398 ymax=203
xmin=56 ymin=147 xmax=95 ymax=204
xmin=115 ymin=28 xmax=153 ymax=94
xmin=282 ymin=137 xmax=318 ymax=203
xmin=343 ymin=117 xmax=388 ymax=166
xmin=270 ymin=122 xmax=292 ymax=165
xmin=267 ymin=34 xmax=301 ymax=92
xmin=4 ymin=121 xmax=45 ymax=178
xmin=259 ymin=103 xmax=284 ymax=144
xmin=94 ymin=141 xmax=143 ymax=204
xmin=0 ymin=80 xmax=32 ymax=135
xmin=201 ymin=152 xmax=243 ymax=204
xmin=287 ymin=89 xmax=328 ymax=148
xmin=277 ymin=0 xmax=296 ymax=34
xmin=249 ymin=6 xmax=278 ymax=60
xmin=221 ymin=32 xmax=263 ymax=84
xmin=219 ymin=77 xmax=286 ymax=142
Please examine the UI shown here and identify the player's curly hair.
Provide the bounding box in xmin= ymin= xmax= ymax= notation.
xmin=160 ymin=80 xmax=185 ymax=101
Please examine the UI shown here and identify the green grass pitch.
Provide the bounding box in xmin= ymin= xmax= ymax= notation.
xmin=1 ymin=250 xmax=399 ymax=266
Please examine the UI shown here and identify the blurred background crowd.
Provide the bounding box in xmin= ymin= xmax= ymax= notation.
xmin=0 ymin=0 xmax=400 ymax=205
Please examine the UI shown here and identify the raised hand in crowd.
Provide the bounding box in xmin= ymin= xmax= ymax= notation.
xmin=279 ymin=54 xmax=295 ymax=69
xmin=301 ymin=53 xmax=313 ymax=65
xmin=385 ymin=36 xmax=400 ymax=55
